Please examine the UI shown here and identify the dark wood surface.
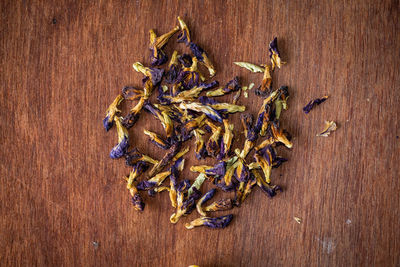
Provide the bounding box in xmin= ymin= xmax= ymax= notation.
xmin=1 ymin=1 xmax=399 ymax=266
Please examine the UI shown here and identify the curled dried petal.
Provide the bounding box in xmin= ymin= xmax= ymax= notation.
xmin=149 ymin=26 xmax=179 ymax=66
xmin=179 ymin=102 xmax=223 ymax=123
xmin=110 ymin=116 xmax=129 ymax=159
xmin=234 ymin=62 xmax=265 ymax=73
xmin=122 ymin=86 xmax=143 ymax=101
xmin=303 ymin=96 xmax=328 ymax=114
xmin=206 ymin=77 xmax=240 ymax=97
xmin=269 ymin=37 xmax=286 ymax=70
xmin=185 ymin=214 xmax=233 ymax=229
xmin=255 ymin=65 xmax=272 ymax=96
xmin=103 ymin=94 xmax=124 ymax=131
xmin=189 ymin=42 xmax=215 ymax=77
xmin=204 ymin=198 xmax=232 ymax=212
xmin=196 ymin=188 xmax=216 ymax=216
xmin=177 ymin=16 xmax=191 ymax=44
xmin=316 ymin=121 xmax=337 ymax=137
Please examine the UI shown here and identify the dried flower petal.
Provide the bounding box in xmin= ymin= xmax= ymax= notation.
xmin=170 ymin=181 xmax=202 ymax=223
xmin=303 ymin=96 xmax=329 ymax=114
xmin=103 ymin=94 xmax=124 ymax=131
xmin=219 ymin=120 xmax=234 ymax=159
xmin=122 ymin=86 xmax=143 ymax=101
xmin=132 ymin=62 xmax=164 ymax=85
xmin=125 ymin=176 xmax=145 ymax=211
xmin=294 ymin=217 xmax=302 ymax=224
xmin=234 ymin=62 xmax=265 ymax=73
xmin=177 ymin=16 xmax=191 ymax=45
xmin=189 ymin=42 xmax=216 ymax=77
xmin=148 ymin=142 xmax=181 ymax=177
xmin=149 ymin=26 xmax=179 ymax=66
xmin=110 ymin=116 xmax=129 ymax=159
xmin=204 ymin=198 xmax=232 ymax=212
xmin=269 ymin=37 xmax=285 ymax=70
xmin=316 ymin=121 xmax=337 ymax=137
xmin=185 ymin=214 xmax=233 ymax=229
xmin=233 ymin=175 xmax=256 ymax=206
xmin=193 ymin=129 xmax=207 ymax=159
xmin=252 ymin=169 xmax=282 ymax=198
xmin=188 ymin=173 xmax=207 ymax=197
xmin=255 ymin=65 xmax=272 ymax=96
xmin=179 ymin=102 xmax=223 ymax=123
xmin=271 ymin=122 xmax=292 ymax=148
xmin=206 ymin=76 xmax=240 ymax=97
xmin=196 ymin=188 xmax=216 ymax=216
xmin=122 ymin=97 xmax=146 ymax=129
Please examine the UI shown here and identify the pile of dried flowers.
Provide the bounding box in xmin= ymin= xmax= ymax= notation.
xmin=103 ymin=17 xmax=295 ymax=229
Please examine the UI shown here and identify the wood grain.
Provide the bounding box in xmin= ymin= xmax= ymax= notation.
xmin=1 ymin=0 xmax=399 ymax=266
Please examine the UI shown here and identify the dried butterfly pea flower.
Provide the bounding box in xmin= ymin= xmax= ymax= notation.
xmin=234 ymin=62 xmax=265 ymax=73
xmin=165 ymin=51 xmax=180 ymax=84
xmin=205 ymin=120 xmax=222 ymax=158
xmin=170 ymin=180 xmax=202 ymax=223
xmin=137 ymin=170 xmax=171 ymax=191
xmin=175 ymin=70 xmax=200 ymax=91
xmin=206 ymin=161 xmax=227 ymax=177
xmin=232 ymin=88 xmax=242 ymax=104
xmin=149 ymin=26 xmax=179 ymax=66
xmin=130 ymin=188 xmax=145 ymax=211
xmin=233 ymin=174 xmax=256 ymax=206
xmin=255 ymin=64 xmax=272 ymax=96
xmin=274 ymin=87 xmax=289 ymax=119
xmin=239 ymin=113 xmax=258 ymax=158
xmin=148 ymin=142 xmax=182 ymax=177
xmin=140 ymin=157 xmax=184 ymax=192
xmin=235 ymin=157 xmax=250 ymax=183
xmin=255 ymin=86 xmax=288 ymax=130
xmin=168 ymin=156 xmax=185 ymax=208
xmin=164 ymin=84 xmax=209 ymax=103
xmin=122 ymin=86 xmax=144 ymax=101
xmin=122 ymin=97 xmax=146 ymax=129
xmin=178 ymin=53 xmax=193 ymax=67
xmin=132 ymin=62 xmax=164 ymax=85
xmin=259 ymin=111 xmax=272 ymax=137
xmin=206 ymin=76 xmax=240 ymax=97
xmin=204 ymin=198 xmax=232 ymax=212
xmin=144 ymin=101 xmax=174 ymax=138
xmin=189 ymin=42 xmax=216 ymax=77
xmin=185 ymin=214 xmax=233 ymax=229
xmin=221 ymin=158 xmax=240 ymax=190
xmin=179 ymin=102 xmax=223 ymax=123
xmin=219 ymin=119 xmax=234 ymax=160
xmin=254 ymin=136 xmax=275 ymax=152
xmin=124 ymin=173 xmax=145 ymax=211
xmin=316 ymin=120 xmax=337 ymax=137
xmin=190 ymin=165 xmax=212 ymax=174
xmin=196 ymin=188 xmax=216 ymax=216
xmin=193 ymin=129 xmax=207 ymax=159
xmin=209 ymin=102 xmax=246 ymax=114
xmin=188 ymin=173 xmax=207 ymax=197
xmin=125 ymin=148 xmax=158 ymax=167
xmin=270 ymin=122 xmax=292 ymax=148
xmin=180 ymin=114 xmax=206 ymax=141
xmin=252 ymin=169 xmax=282 ymax=198
xmin=125 ymin=163 xmax=148 ymax=196
xmin=269 ymin=37 xmax=285 ymax=70
xmin=303 ymin=96 xmax=329 ymax=114
xmin=103 ymin=94 xmax=124 ymax=131
xmin=254 ymin=146 xmax=273 ymax=184
xmin=177 ymin=16 xmax=191 ymax=45
xmin=110 ymin=116 xmax=129 ymax=159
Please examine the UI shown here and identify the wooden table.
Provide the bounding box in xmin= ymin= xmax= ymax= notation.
xmin=1 ymin=1 xmax=399 ymax=266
